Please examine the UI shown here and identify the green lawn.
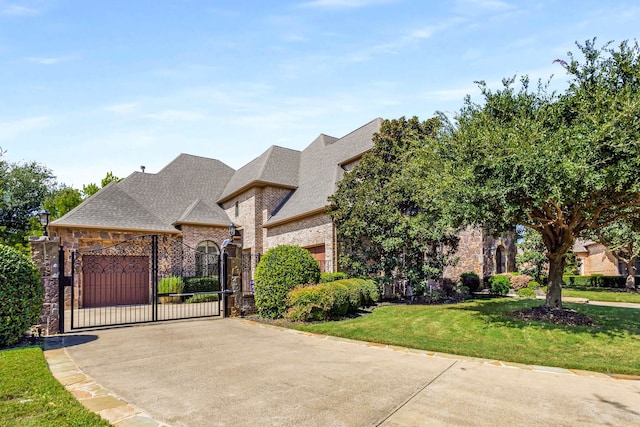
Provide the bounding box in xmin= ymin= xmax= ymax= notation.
xmin=0 ymin=346 xmax=110 ymax=427
xmin=296 ymin=298 xmax=640 ymax=375
xmin=563 ymin=288 xmax=640 ymax=303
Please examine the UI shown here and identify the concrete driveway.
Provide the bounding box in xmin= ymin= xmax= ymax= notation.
xmin=45 ymin=318 xmax=640 ymax=426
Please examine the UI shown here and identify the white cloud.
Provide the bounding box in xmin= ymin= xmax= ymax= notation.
xmin=298 ymin=0 xmax=393 ymax=9
xmin=0 ymin=116 xmax=52 ymax=141
xmin=0 ymin=3 xmax=40 ymax=16
xmin=142 ymin=109 xmax=207 ymax=122
xmin=104 ymin=102 xmax=141 ymax=114
xmin=26 ymin=56 xmax=72 ymax=65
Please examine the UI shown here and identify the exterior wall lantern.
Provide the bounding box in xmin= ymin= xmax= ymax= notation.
xmin=38 ymin=208 xmax=51 ymax=236
xmin=229 ymin=222 xmax=236 ymax=239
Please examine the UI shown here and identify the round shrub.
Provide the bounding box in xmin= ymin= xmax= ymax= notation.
xmin=527 ymin=280 xmax=541 ymax=289
xmin=254 ymin=245 xmax=321 ymax=318
xmin=488 ymin=275 xmax=511 ymax=296
xmin=460 ymin=271 xmax=480 ymax=292
xmin=0 ymin=244 xmax=43 ymax=348
xmin=516 ymin=287 xmax=536 ymax=298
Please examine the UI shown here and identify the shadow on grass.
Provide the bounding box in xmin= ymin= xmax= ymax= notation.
xmin=456 ymin=298 xmax=640 ymax=338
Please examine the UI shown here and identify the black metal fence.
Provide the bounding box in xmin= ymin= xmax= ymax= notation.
xmin=64 ymin=234 xmax=223 ymax=330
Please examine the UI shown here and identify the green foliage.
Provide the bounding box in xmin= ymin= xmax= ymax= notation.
xmin=516 ymin=229 xmax=548 ymax=280
xmin=82 ymin=171 xmax=122 ymax=198
xmin=0 ymin=244 xmax=43 ymax=348
xmin=184 ymin=293 xmax=219 ymax=303
xmin=285 ymin=279 xmax=378 ymax=322
xmin=254 ymin=245 xmax=321 ymax=318
xmin=158 ymin=276 xmax=184 ymax=304
xmin=410 ymin=39 xmax=640 ymax=308
xmin=460 ymin=271 xmax=480 ymax=292
xmin=0 ymin=157 xmax=55 ymax=248
xmin=488 ymin=275 xmax=511 ymax=296
xmin=528 ymin=280 xmax=541 ymax=289
xmin=564 ymin=274 xmax=636 ymax=289
xmin=183 ymin=276 xmax=220 ymax=293
xmin=0 ymin=347 xmax=111 ymax=425
xmin=516 ymin=287 xmax=536 ymax=298
xmin=319 ymin=272 xmax=348 ymax=283
xmin=328 ymin=116 xmax=459 ymax=288
xmin=44 ymin=186 xmax=83 ymax=220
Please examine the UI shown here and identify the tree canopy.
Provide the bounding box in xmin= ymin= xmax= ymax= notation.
xmin=411 ymin=39 xmax=640 ymax=307
xmin=328 ymin=117 xmax=459 ymax=294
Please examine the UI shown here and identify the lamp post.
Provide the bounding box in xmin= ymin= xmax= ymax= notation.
xmin=38 ymin=209 xmax=51 ymax=237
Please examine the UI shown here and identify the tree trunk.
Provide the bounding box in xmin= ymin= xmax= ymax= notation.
xmin=626 ymin=274 xmax=636 ymax=292
xmin=545 ymin=255 xmax=565 ymax=309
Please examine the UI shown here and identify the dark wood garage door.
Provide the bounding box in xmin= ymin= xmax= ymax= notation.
xmin=82 ymin=255 xmax=150 ymax=308
xmin=306 ymin=245 xmax=326 ymax=272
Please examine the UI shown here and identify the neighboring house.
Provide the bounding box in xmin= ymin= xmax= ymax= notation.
xmin=50 ymin=117 xmax=515 ymax=309
xmin=573 ymin=239 xmax=640 ymax=276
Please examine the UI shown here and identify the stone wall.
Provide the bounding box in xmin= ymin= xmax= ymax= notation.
xmin=29 ymin=236 xmax=61 ymax=336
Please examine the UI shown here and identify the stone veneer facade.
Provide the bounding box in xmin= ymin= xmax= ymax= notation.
xmin=29 ymin=236 xmax=62 ymax=335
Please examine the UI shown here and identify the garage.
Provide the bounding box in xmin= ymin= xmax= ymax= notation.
xmin=82 ymin=255 xmax=150 ymax=308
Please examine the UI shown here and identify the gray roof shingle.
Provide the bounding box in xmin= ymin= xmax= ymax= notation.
xmin=218 ymin=146 xmax=301 ymax=202
xmin=266 ymin=118 xmax=382 ymax=225
xmin=52 ymin=154 xmax=235 ymax=231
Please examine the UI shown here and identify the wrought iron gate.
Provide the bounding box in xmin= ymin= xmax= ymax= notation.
xmin=64 ymin=234 xmax=223 ymax=330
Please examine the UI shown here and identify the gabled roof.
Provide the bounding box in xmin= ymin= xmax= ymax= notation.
xmin=265 ymin=118 xmax=382 ymax=226
xmin=218 ymin=146 xmax=301 ymax=202
xmin=52 ymin=154 xmax=235 ymax=232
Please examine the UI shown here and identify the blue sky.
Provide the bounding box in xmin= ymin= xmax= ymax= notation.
xmin=1 ymin=0 xmax=638 ymax=188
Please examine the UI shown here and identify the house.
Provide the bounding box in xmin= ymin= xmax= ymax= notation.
xmin=572 ymin=239 xmax=640 ymax=276
xmin=50 ymin=118 xmax=515 ymax=313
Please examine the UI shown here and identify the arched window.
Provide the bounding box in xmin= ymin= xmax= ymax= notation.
xmin=196 ymin=240 xmax=220 ymax=277
xmin=495 ymin=245 xmax=506 ymax=274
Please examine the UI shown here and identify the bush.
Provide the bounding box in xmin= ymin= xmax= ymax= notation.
xmin=488 ymin=275 xmax=510 ymax=296
xmin=460 ymin=272 xmax=480 ymax=293
xmin=254 ymin=245 xmax=321 ymax=318
xmin=516 ymin=287 xmax=536 ymax=298
xmin=505 ymin=273 xmax=533 ymax=290
xmin=319 ymin=272 xmax=348 ymax=283
xmin=285 ymin=279 xmax=379 ymax=322
xmin=184 ymin=293 xmax=219 ymax=304
xmin=158 ymin=276 xmax=184 ymax=303
xmin=183 ymin=276 xmax=220 ymax=293
xmin=528 ymin=280 xmax=541 ymax=289
xmin=0 ymin=245 xmax=43 ymax=348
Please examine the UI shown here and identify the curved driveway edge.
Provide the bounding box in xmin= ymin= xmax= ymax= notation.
xmin=47 ymin=318 xmax=640 ymax=426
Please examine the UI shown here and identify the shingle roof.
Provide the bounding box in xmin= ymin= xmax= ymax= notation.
xmin=266 ymin=118 xmax=382 ymax=225
xmin=218 ymin=146 xmax=301 ymax=202
xmin=52 ymin=154 xmax=235 ymax=231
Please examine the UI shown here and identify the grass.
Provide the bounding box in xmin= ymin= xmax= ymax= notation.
xmin=562 ymin=287 xmax=640 ymax=303
xmin=0 ymin=346 xmax=110 ymax=427
xmin=295 ymin=298 xmax=640 ymax=375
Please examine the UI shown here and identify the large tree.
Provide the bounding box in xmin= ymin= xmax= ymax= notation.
xmin=412 ymin=39 xmax=640 ymax=308
xmin=591 ymin=214 xmax=640 ymax=291
xmin=0 ymin=154 xmax=55 ymax=248
xmin=328 ymin=117 xmax=459 ymax=294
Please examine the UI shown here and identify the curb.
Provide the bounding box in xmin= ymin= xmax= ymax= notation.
xmin=234 ymin=317 xmax=640 ymax=381
xmin=44 ymin=336 xmax=171 ymax=427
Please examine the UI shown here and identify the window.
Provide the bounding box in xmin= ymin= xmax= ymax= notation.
xmin=235 ymin=201 xmax=239 ymax=217
xmin=196 ymin=240 xmax=220 ymax=276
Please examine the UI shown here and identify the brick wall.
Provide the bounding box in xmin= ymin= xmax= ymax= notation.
xmin=265 ymin=213 xmax=335 ymax=272
xmin=579 ymin=243 xmax=619 ymax=275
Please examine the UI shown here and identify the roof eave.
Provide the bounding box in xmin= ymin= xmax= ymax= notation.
xmin=217 ymin=180 xmax=298 ymax=204
xmin=49 ymin=223 xmax=181 ymax=235
xmin=264 ymin=207 xmax=328 ymax=229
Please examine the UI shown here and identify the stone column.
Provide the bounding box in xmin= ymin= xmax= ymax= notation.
xmin=29 ymin=236 xmax=61 ymax=336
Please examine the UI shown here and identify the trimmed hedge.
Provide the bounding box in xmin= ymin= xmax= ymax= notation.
xmin=460 ymin=271 xmax=481 ymax=292
xmin=183 ymin=276 xmax=220 ymax=293
xmin=488 ymin=275 xmax=510 ymax=296
xmin=516 ymin=287 xmax=536 ymax=298
xmin=563 ymin=274 xmax=639 ymax=288
xmin=158 ymin=276 xmax=183 ymax=303
xmin=319 ymin=272 xmax=348 ymax=283
xmin=254 ymin=245 xmax=321 ymax=318
xmin=285 ymin=278 xmax=380 ymax=322
xmin=0 ymin=245 xmax=43 ymax=348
